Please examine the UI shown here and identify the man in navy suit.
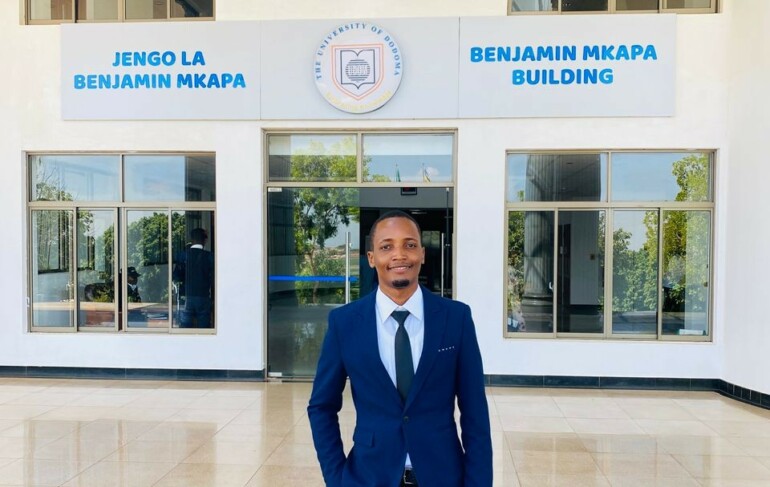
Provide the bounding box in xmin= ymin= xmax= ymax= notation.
xmin=308 ymin=210 xmax=492 ymax=487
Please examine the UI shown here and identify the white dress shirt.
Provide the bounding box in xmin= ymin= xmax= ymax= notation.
xmin=374 ymin=286 xmax=424 ymax=469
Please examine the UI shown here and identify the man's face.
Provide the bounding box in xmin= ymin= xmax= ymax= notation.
xmin=367 ymin=217 xmax=425 ymax=299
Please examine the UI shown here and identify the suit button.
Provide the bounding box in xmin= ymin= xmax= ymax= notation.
xmin=403 ymin=416 xmax=409 ymax=423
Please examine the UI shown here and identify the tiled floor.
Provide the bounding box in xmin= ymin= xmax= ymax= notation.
xmin=0 ymin=379 xmax=769 ymax=486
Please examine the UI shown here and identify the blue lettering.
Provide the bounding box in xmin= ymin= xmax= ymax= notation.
xmin=162 ymin=51 xmax=176 ymax=66
xmin=599 ymin=69 xmax=613 ymax=84
xmin=512 ymin=70 xmax=524 ymax=85
xmin=74 ymin=74 xmax=85 ymax=89
xmin=644 ymin=45 xmax=657 ymax=60
xmin=470 ymin=47 xmax=483 ymax=62
xmin=233 ymin=73 xmax=246 ymax=88
xmin=536 ymin=46 xmax=553 ymax=61
xmin=135 ymin=74 xmax=150 ymax=88
xmin=177 ymin=74 xmax=192 ymax=88
xmin=616 ymin=45 xmax=630 ymax=60
xmin=148 ymin=51 xmax=161 ymax=66
xmin=181 ymin=51 xmax=206 ymax=66
xmin=583 ymin=45 xmax=600 ymax=60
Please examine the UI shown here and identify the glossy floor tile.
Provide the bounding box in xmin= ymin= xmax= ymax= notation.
xmin=0 ymin=378 xmax=769 ymax=486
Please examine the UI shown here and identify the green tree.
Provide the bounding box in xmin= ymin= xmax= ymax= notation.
xmin=288 ymin=139 xmax=359 ymax=304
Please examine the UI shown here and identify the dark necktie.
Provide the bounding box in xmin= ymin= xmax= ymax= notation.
xmin=392 ymin=310 xmax=413 ymax=403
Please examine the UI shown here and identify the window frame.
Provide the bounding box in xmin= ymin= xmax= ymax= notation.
xmin=265 ymin=129 xmax=457 ymax=188
xmin=503 ymin=150 xmax=715 ymax=341
xmin=508 ymin=0 xmax=717 ymax=15
xmin=24 ymin=0 xmax=215 ymax=25
xmin=26 ymin=152 xmax=216 ymax=334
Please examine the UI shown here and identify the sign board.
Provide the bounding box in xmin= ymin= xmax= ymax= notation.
xmin=61 ymin=16 xmax=675 ymax=120
xmin=458 ymin=15 xmax=676 ymax=118
xmin=61 ymin=22 xmax=260 ymax=120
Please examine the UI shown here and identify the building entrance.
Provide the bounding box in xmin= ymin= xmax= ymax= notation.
xmin=266 ymin=186 xmax=453 ymax=378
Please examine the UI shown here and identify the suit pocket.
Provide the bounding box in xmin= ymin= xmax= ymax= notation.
xmin=352 ymin=428 xmax=374 ymax=447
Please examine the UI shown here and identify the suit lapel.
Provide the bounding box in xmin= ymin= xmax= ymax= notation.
xmin=355 ymin=292 xmax=402 ymax=406
xmin=405 ymin=288 xmax=447 ymax=410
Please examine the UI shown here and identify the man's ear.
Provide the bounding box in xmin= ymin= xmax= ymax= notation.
xmin=367 ymin=251 xmax=375 ymax=268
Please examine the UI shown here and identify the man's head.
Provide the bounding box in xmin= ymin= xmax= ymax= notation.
xmin=191 ymin=228 xmax=208 ymax=245
xmin=367 ymin=210 xmax=424 ymax=303
xmin=126 ymin=267 xmax=140 ymax=284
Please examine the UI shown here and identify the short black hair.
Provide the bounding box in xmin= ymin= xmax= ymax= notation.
xmin=190 ymin=227 xmax=208 ymax=244
xmin=368 ymin=210 xmax=422 ymax=243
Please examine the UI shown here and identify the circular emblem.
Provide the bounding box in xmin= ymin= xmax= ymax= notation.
xmin=314 ymin=22 xmax=403 ymax=114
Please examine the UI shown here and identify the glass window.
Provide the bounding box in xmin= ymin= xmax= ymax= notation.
xmin=30 ymin=155 xmax=120 ymax=202
xmin=507 ymin=211 xmax=554 ymax=334
xmin=611 ymin=152 xmax=711 ymax=202
xmin=363 ymin=134 xmax=453 ymax=183
xmin=617 ymin=0 xmax=659 ymax=10
xmin=125 ymin=210 xmax=169 ymax=330
xmin=662 ymin=211 xmax=710 ymax=336
xmin=125 ymin=0 xmax=167 ymax=20
xmin=77 ymin=0 xmax=119 ymax=20
xmin=28 ymin=153 xmax=215 ymax=334
xmin=666 ymin=0 xmax=711 ymax=8
xmin=507 ymin=153 xmax=607 ymax=202
xmin=506 ymin=150 xmax=713 ymax=340
xmin=172 ymin=211 xmax=215 ymax=329
xmin=31 ymin=210 xmax=74 ymax=328
xmin=562 ymin=0 xmax=609 ymax=11
xmin=557 ymin=211 xmax=605 ymax=334
xmin=77 ymin=210 xmax=116 ymax=329
xmin=171 ymin=0 xmax=214 ymax=18
xmin=124 ymin=155 xmax=215 ymax=202
xmin=612 ymin=210 xmax=659 ymax=335
xmin=510 ymin=0 xmax=557 ymax=12
xmin=29 ymin=0 xmax=72 ymax=21
xmin=268 ymin=134 xmax=356 ymax=183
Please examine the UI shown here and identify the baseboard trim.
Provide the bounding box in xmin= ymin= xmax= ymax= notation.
xmin=0 ymin=366 xmax=264 ymax=381
xmin=485 ymin=375 xmax=770 ymax=411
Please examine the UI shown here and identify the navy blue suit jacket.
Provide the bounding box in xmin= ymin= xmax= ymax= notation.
xmin=308 ymin=287 xmax=493 ymax=487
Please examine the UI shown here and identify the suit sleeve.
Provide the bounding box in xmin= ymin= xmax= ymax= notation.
xmin=307 ymin=311 xmax=348 ymax=487
xmin=456 ymin=304 xmax=493 ymax=487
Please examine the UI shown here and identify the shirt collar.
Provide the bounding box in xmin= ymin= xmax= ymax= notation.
xmin=375 ymin=286 xmax=424 ymax=324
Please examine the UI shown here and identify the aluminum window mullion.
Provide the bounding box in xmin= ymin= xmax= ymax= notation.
xmin=356 ymin=132 xmax=363 ymax=184
xmin=604 ymin=209 xmax=613 ymax=338
xmin=551 ymin=210 xmax=559 ymax=337
xmin=166 ymin=208 xmax=172 ymax=331
xmin=657 ymin=208 xmax=664 ymax=339
xmin=69 ymin=208 xmax=77 ymax=330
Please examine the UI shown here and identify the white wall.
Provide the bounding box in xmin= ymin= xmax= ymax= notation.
xmin=0 ymin=0 xmax=736 ymax=379
xmin=722 ymin=0 xmax=770 ymax=393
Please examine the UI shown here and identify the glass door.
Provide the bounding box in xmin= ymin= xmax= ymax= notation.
xmin=266 ymin=186 xmax=453 ymax=378
xmin=267 ymin=187 xmax=361 ymax=377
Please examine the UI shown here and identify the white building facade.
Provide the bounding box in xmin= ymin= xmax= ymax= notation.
xmin=1 ymin=0 xmax=768 ymax=406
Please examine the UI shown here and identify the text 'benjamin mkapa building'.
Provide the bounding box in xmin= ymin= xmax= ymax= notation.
xmin=2 ymin=0 xmax=769 ymax=406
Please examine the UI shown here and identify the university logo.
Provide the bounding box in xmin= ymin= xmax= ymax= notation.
xmin=315 ymin=23 xmax=402 ymax=114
